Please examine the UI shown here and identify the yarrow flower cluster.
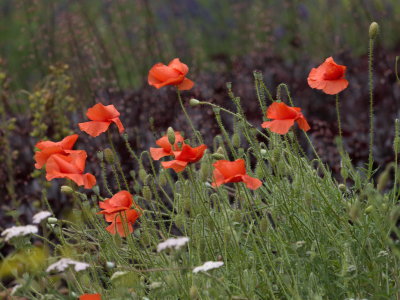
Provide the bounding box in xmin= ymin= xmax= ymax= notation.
xmin=1 ymin=225 xmax=38 ymax=241
xmin=193 ymin=261 xmax=224 ymax=273
xmin=32 ymin=211 xmax=52 ymax=224
xmin=46 ymin=258 xmax=90 ymax=273
xmin=157 ymin=237 xmax=190 ymax=252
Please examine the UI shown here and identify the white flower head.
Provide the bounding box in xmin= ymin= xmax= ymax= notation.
xmin=193 ymin=261 xmax=224 ymax=273
xmin=32 ymin=211 xmax=52 ymax=224
xmin=46 ymin=258 xmax=89 ymax=273
xmin=11 ymin=284 xmax=23 ymax=296
xmin=1 ymin=225 xmax=38 ymax=241
xmin=157 ymin=237 xmax=189 ymax=252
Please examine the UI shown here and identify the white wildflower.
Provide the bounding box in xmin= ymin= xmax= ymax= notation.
xmin=46 ymin=258 xmax=89 ymax=273
xmin=193 ymin=261 xmax=224 ymax=273
xmin=32 ymin=211 xmax=52 ymax=224
xmin=157 ymin=237 xmax=189 ymax=252
xmin=1 ymin=225 xmax=38 ymax=241
xmin=377 ymin=250 xmax=389 ymax=258
xmin=11 ymin=284 xmax=22 ymax=295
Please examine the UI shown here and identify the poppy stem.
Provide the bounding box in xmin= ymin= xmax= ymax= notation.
xmin=107 ymin=131 xmax=130 ymax=192
xmin=367 ymin=37 xmax=375 ymax=180
xmin=335 ymin=94 xmax=343 ymax=152
xmin=176 ymin=88 xmax=203 ymax=144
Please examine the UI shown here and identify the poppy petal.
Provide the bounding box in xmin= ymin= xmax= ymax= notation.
xmin=266 ymin=102 xmax=298 ymax=120
xmin=296 ymin=117 xmax=311 ymax=132
xmin=111 ymin=117 xmax=125 ymax=133
xmin=161 ymin=160 xmax=188 ymax=172
xmin=177 ymin=78 xmax=194 ymax=91
xmin=79 ymin=121 xmax=111 ymax=137
xmin=86 ymin=103 xmax=120 ymax=121
xmin=262 ymin=119 xmax=295 ymax=135
xmin=168 ymin=58 xmax=189 ymax=75
xmin=241 ymin=174 xmax=262 ymax=190
xmin=322 ymin=79 xmax=349 ymax=95
xmin=150 ymin=147 xmax=171 ymax=160
xmin=80 ymin=294 xmax=101 ymax=300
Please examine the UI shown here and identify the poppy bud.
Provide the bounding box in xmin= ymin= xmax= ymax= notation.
xmin=365 ymin=205 xmax=374 ymax=214
xmin=189 ymin=286 xmax=199 ymax=299
xmin=369 ymin=22 xmax=379 ymax=39
xmin=189 ymin=98 xmax=200 ymax=106
xmin=47 ymin=217 xmax=58 ymax=224
xmin=377 ymin=168 xmax=390 ymax=192
xmin=211 ymin=153 xmax=225 ymax=160
xmin=96 ymin=151 xmax=104 ymax=160
xmin=61 ymin=185 xmax=73 ymax=195
xmin=394 ymin=119 xmax=400 ymax=153
xmin=106 ymin=261 xmax=115 ymax=269
xmin=232 ymin=133 xmax=241 ymax=148
xmin=104 ymin=148 xmax=115 ymax=164
xmin=138 ymin=168 xmax=148 ymax=183
xmin=142 ymin=185 xmax=152 ymax=201
xmin=167 ymin=127 xmax=175 ymax=145
xmin=338 ymin=183 xmax=347 ymax=192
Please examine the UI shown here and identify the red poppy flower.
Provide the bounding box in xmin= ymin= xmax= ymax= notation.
xmin=45 ymin=150 xmax=96 ymax=189
xmin=98 ymin=190 xmax=134 ymax=215
xmin=307 ymin=57 xmax=349 ymax=95
xmin=150 ymin=131 xmax=184 ymax=160
xmin=261 ymin=102 xmax=310 ymax=135
xmin=148 ymin=58 xmax=194 ymax=90
xmin=105 ymin=209 xmax=141 ymax=237
xmin=79 ymin=294 xmax=101 ymax=300
xmin=161 ymin=144 xmax=207 ymax=172
xmin=34 ymin=134 xmax=79 ymax=169
xmin=212 ymin=159 xmax=262 ymax=190
xmin=79 ymin=103 xmax=124 ymax=137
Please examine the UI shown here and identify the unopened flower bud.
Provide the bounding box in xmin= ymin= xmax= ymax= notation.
xmin=189 ymin=285 xmax=199 ymax=299
xmin=106 ymin=261 xmax=115 ymax=269
xmin=138 ymin=168 xmax=148 ymax=183
xmin=47 ymin=217 xmax=58 ymax=224
xmin=365 ymin=205 xmax=374 ymax=214
xmin=369 ymin=22 xmax=379 ymax=39
xmin=61 ymin=185 xmax=73 ymax=195
xmin=211 ymin=153 xmax=225 ymax=160
xmin=96 ymin=151 xmax=104 ymax=160
xmin=142 ymin=185 xmax=152 ymax=201
xmin=167 ymin=127 xmax=175 ymax=145
xmin=189 ymin=98 xmax=200 ymax=106
xmin=338 ymin=183 xmax=347 ymax=192
xmin=104 ymin=148 xmax=115 ymax=164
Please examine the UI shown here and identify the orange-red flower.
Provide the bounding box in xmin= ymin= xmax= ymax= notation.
xmin=148 ymin=58 xmax=194 ymax=90
xmin=79 ymin=103 xmax=124 ymax=137
xmin=212 ymin=159 xmax=262 ymax=190
xmin=105 ymin=209 xmax=141 ymax=237
xmin=307 ymin=57 xmax=349 ymax=95
xmin=150 ymin=131 xmax=184 ymax=160
xmin=45 ymin=150 xmax=96 ymax=189
xmin=80 ymin=294 xmax=101 ymax=300
xmin=261 ymin=102 xmax=310 ymax=135
xmin=34 ymin=134 xmax=79 ymax=169
xmin=161 ymin=144 xmax=207 ymax=172
xmin=98 ymin=190 xmax=134 ymax=215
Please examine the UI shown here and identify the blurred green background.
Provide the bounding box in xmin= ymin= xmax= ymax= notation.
xmin=1 ymin=0 xmax=399 ymax=95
